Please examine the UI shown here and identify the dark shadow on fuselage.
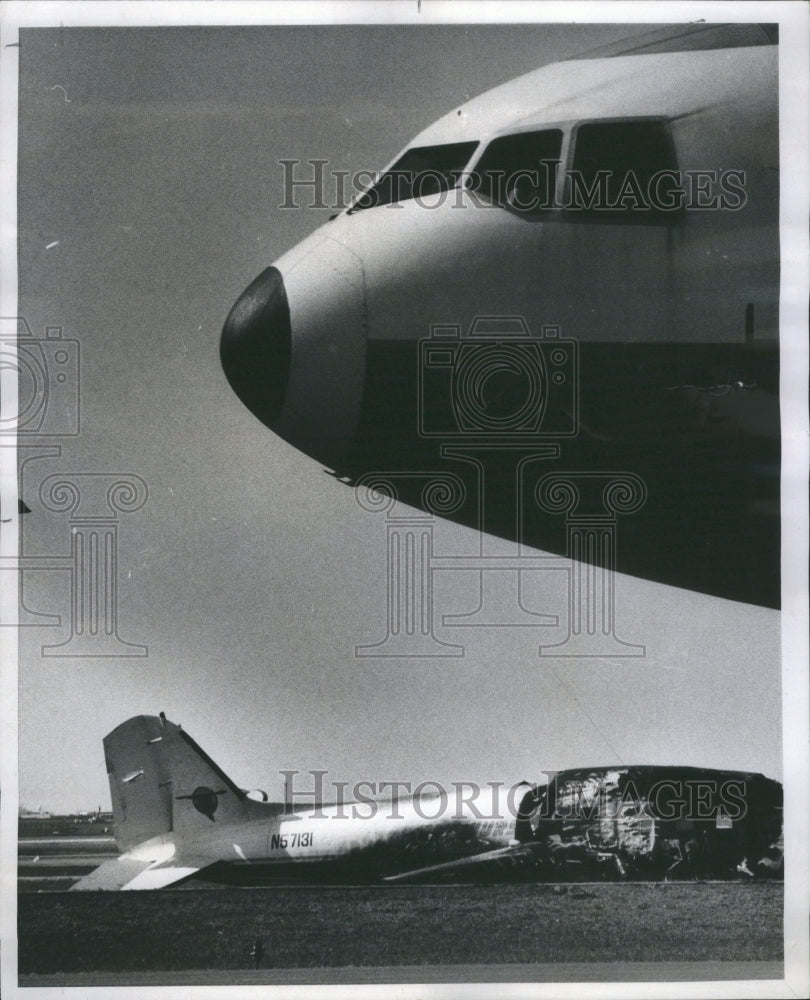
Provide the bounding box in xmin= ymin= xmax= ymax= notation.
xmin=337 ymin=340 xmax=780 ymax=609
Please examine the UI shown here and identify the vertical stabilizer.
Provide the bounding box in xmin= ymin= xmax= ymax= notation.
xmin=104 ymin=715 xmax=174 ymax=852
xmin=103 ymin=713 xmax=249 ymax=852
xmin=162 ymin=715 xmax=250 ymax=834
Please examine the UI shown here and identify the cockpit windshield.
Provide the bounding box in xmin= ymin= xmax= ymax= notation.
xmin=469 ymin=129 xmax=564 ymax=212
xmin=351 ymin=141 xmax=479 ymax=211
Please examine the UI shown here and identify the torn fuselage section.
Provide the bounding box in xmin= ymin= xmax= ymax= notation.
xmin=519 ymin=765 xmax=783 ymax=880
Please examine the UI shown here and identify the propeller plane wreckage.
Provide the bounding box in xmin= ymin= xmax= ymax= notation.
xmin=73 ymin=714 xmax=783 ymax=890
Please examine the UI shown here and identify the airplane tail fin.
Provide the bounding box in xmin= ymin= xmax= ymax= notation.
xmin=104 ymin=713 xmax=249 ymax=852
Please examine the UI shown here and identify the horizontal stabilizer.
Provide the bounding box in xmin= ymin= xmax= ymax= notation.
xmin=121 ymin=862 xmax=205 ymax=891
xmin=70 ymin=856 xmax=156 ymax=891
xmin=71 ymin=853 xmax=212 ymax=891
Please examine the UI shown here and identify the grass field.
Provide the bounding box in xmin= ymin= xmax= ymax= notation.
xmin=18 ymin=881 xmax=782 ymax=975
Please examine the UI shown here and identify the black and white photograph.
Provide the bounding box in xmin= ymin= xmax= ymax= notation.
xmin=1 ymin=1 xmax=808 ymax=996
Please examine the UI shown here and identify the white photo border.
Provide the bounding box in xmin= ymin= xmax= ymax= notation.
xmin=1 ymin=2 xmax=807 ymax=998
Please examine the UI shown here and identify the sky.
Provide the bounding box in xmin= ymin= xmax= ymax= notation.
xmin=11 ymin=22 xmax=784 ymax=814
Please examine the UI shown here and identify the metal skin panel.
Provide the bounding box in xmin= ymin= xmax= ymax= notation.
xmin=409 ymin=48 xmax=776 ymax=151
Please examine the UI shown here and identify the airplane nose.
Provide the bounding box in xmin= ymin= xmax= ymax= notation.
xmin=222 ymin=235 xmax=368 ymax=471
xmin=220 ymin=266 xmax=291 ymax=428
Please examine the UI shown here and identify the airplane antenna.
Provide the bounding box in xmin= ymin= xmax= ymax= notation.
xmin=548 ymin=666 xmax=626 ymax=764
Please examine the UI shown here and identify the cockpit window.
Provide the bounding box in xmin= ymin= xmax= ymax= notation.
xmin=567 ymin=119 xmax=681 ymax=219
xmin=351 ymin=141 xmax=479 ymax=211
xmin=468 ymin=129 xmax=564 ymax=214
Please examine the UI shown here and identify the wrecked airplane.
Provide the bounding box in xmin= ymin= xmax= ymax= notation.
xmin=512 ymin=766 xmax=784 ymax=881
xmin=75 ymin=715 xmax=782 ymax=888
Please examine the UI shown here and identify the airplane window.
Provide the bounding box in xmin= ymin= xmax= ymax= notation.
xmin=468 ymin=129 xmax=563 ymax=215
xmin=568 ymin=119 xmax=681 ymax=220
xmin=351 ymin=141 xmax=479 ymax=211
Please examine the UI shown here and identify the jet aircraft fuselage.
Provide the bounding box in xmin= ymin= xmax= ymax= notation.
xmin=221 ymin=27 xmax=780 ymax=607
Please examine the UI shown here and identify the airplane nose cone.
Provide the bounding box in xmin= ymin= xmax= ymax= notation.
xmin=220 ymin=266 xmax=291 ymax=428
xmin=221 ymin=235 xmax=368 ymax=471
